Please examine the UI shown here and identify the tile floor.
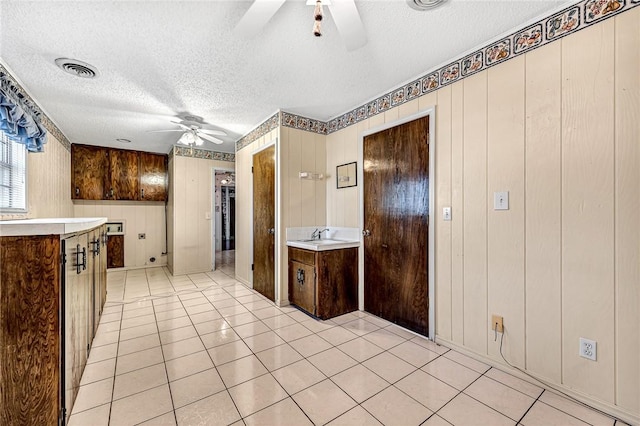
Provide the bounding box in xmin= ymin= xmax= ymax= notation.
xmin=69 ymin=264 xmax=625 ymax=426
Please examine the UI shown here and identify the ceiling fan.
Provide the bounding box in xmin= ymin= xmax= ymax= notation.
xmin=235 ymin=0 xmax=367 ymax=51
xmin=151 ymin=117 xmax=227 ymax=146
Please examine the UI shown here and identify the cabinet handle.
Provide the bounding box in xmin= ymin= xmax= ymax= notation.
xmin=141 ymin=189 xmax=144 ymax=199
xmin=296 ymin=268 xmax=305 ymax=285
xmin=268 ymin=228 xmax=275 ymax=235
xmin=90 ymin=238 xmax=100 ymax=256
xmin=362 ymin=229 xmax=371 ymax=237
xmin=75 ymin=244 xmax=87 ymax=274
xmin=109 ymin=188 xmax=114 ymax=198
xmin=75 ymin=187 xmax=80 ymax=196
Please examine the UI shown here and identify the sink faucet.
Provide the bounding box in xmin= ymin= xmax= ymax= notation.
xmin=311 ymin=228 xmax=329 ymax=240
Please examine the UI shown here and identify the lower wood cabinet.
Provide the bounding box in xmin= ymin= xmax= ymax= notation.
xmin=0 ymin=224 xmax=107 ymax=424
xmin=288 ymin=247 xmax=358 ymax=320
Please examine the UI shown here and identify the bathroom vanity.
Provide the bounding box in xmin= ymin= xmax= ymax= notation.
xmin=286 ymin=228 xmax=359 ymax=320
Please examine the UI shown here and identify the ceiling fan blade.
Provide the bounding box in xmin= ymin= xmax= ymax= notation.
xmin=148 ymin=129 xmax=184 ymax=133
xmin=198 ymin=132 xmax=224 ymax=144
xmin=328 ymin=0 xmax=367 ymax=51
xmin=170 ymin=122 xmax=192 ymax=130
xmin=198 ymin=129 xmax=228 ymax=136
xmin=234 ymin=0 xmax=287 ymax=38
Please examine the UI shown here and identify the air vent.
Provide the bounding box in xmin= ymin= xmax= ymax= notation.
xmin=406 ymin=0 xmax=447 ymax=10
xmin=55 ymin=58 xmax=99 ymax=78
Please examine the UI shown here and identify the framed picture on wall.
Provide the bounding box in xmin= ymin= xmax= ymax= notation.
xmin=336 ymin=162 xmax=357 ymax=189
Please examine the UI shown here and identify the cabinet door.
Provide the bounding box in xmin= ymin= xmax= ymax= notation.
xmin=288 ymin=261 xmax=316 ymax=315
xmin=109 ymin=149 xmax=139 ymax=200
xmin=107 ymin=235 xmax=124 ymax=268
xmin=64 ymin=233 xmax=92 ymax=417
xmin=139 ymin=152 xmax=167 ymax=201
xmin=71 ymin=144 xmax=109 ymax=200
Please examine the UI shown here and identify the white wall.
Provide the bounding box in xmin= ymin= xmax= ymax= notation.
xmin=323 ymin=10 xmax=639 ymax=422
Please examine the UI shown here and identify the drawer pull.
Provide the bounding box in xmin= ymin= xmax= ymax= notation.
xmin=296 ymin=268 xmax=305 ymax=285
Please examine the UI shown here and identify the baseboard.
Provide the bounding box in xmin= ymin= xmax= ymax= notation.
xmin=106 ymin=263 xmax=166 ymax=272
xmin=435 ymin=336 xmax=639 ymax=426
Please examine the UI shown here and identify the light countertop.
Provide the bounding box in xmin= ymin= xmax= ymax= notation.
xmin=0 ymin=217 xmax=108 ymax=237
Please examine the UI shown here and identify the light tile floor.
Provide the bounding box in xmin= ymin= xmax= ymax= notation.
xmin=69 ymin=264 xmax=626 ymax=426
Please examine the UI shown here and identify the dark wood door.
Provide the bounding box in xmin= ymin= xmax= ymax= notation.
xmin=363 ymin=116 xmax=430 ymax=336
xmin=253 ymin=145 xmax=276 ymax=301
xmin=71 ymin=144 xmax=109 ymax=200
xmin=110 ymin=149 xmax=139 ymax=200
xmin=289 ymin=260 xmax=316 ymax=315
xmin=139 ymin=152 xmax=168 ymax=201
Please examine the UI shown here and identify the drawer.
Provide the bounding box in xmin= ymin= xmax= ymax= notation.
xmin=288 ymin=247 xmax=316 ymax=266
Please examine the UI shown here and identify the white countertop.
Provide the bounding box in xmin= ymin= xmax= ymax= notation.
xmin=0 ymin=217 xmax=108 ymax=237
xmin=287 ymin=238 xmax=360 ymax=251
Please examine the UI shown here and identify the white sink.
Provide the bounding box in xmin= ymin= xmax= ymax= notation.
xmin=287 ymin=238 xmax=360 ymax=251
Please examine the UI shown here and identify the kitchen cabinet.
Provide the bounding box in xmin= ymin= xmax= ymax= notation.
xmin=0 ymin=218 xmax=107 ymax=425
xmin=71 ymin=144 xmax=109 ymax=200
xmin=71 ymin=144 xmax=167 ymax=201
xmin=107 ymin=234 xmax=125 ymax=268
xmin=109 ymin=148 xmax=139 ymax=200
xmin=288 ymin=247 xmax=358 ymax=320
xmin=139 ymin=152 xmax=168 ymax=201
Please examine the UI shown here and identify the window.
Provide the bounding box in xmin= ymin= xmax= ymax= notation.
xmin=0 ymin=130 xmax=27 ymax=212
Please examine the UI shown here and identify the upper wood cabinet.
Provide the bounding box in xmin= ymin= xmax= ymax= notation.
xmin=109 ymin=149 xmax=139 ymax=200
xmin=139 ymin=152 xmax=168 ymax=201
xmin=71 ymin=144 xmax=167 ymax=201
xmin=71 ymin=144 xmax=109 ymax=200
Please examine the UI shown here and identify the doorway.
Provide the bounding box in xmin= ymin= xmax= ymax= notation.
xmin=362 ymin=115 xmax=430 ymax=336
xmin=213 ymin=169 xmax=235 ymax=271
xmin=252 ymin=145 xmax=276 ymax=301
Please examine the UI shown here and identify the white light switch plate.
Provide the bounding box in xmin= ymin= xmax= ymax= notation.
xmin=443 ymin=207 xmax=451 ymax=221
xmin=494 ymin=192 xmax=509 ymax=210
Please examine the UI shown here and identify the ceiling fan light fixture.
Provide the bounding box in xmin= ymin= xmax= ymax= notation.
xmin=178 ymin=131 xmax=198 ymax=145
xmin=406 ymin=0 xmax=447 ymax=11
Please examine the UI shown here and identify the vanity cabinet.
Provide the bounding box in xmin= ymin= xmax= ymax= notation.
xmin=288 ymin=247 xmax=358 ymax=320
xmin=71 ymin=144 xmax=167 ymax=201
xmin=0 ymin=220 xmax=107 ymax=425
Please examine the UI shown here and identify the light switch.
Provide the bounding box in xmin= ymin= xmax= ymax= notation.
xmin=443 ymin=207 xmax=452 ymax=221
xmin=494 ymin=192 xmax=509 ymax=210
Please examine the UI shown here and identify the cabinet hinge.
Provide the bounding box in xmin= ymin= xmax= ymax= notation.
xmin=61 ymin=252 xmax=67 ymax=265
xmin=251 ymin=263 xmax=254 ymax=271
xmin=427 ymin=133 xmax=430 ymax=144
xmin=251 ymin=166 xmax=254 ymax=173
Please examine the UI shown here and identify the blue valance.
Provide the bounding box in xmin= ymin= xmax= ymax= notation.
xmin=0 ymin=88 xmax=47 ymax=152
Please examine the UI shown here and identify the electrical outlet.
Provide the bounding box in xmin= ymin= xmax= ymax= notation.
xmin=491 ymin=315 xmax=503 ymax=333
xmin=580 ymin=338 xmax=597 ymax=361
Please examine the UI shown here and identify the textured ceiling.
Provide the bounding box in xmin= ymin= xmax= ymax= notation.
xmin=0 ymin=0 xmax=569 ymax=154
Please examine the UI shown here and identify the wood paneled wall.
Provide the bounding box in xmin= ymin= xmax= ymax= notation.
xmin=0 ymin=132 xmax=73 ymax=220
xmin=236 ymin=127 xmax=326 ymax=305
xmin=168 ymin=155 xmax=233 ymax=275
xmin=73 ymin=202 xmax=166 ymax=268
xmin=324 ymin=9 xmax=639 ymax=420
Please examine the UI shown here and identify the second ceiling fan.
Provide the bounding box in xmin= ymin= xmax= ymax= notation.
xmin=235 ymin=0 xmax=367 ymax=51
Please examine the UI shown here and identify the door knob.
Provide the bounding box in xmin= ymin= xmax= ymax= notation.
xmin=362 ymin=229 xmax=371 ymax=237
xmin=268 ymin=228 xmax=275 ymax=235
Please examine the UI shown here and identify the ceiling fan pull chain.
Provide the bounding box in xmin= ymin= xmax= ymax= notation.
xmin=313 ymin=0 xmax=323 ymax=37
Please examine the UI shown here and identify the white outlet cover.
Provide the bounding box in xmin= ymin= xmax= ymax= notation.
xmin=579 ymin=337 xmax=597 ymax=361
xmin=443 ymin=207 xmax=451 ymax=221
xmin=494 ymin=191 xmax=509 ymax=210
